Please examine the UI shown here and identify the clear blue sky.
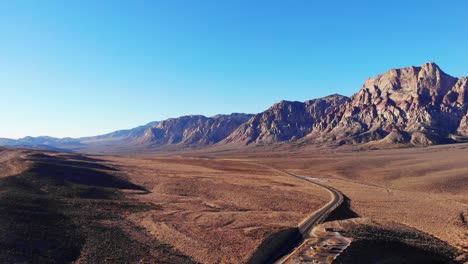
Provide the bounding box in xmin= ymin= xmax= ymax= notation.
xmin=0 ymin=0 xmax=467 ymax=138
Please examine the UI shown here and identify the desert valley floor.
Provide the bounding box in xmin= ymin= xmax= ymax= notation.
xmin=0 ymin=143 xmax=467 ymax=263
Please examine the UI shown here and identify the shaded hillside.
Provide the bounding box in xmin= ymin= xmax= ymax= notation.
xmin=0 ymin=152 xmax=194 ymax=263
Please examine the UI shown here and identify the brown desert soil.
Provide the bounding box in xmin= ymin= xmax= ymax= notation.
xmin=204 ymin=143 xmax=467 ymax=262
xmin=0 ymin=142 xmax=466 ymax=263
xmin=0 ymin=149 xmax=195 ymax=263
xmin=108 ymin=155 xmax=329 ymax=263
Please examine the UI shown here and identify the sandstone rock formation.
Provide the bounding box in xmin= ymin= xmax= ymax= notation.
xmin=309 ymin=62 xmax=468 ymax=145
xmin=223 ymin=94 xmax=349 ymax=145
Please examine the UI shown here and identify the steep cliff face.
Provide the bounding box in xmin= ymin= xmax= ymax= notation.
xmin=137 ymin=113 xmax=253 ymax=146
xmin=310 ymin=63 xmax=468 ymax=145
xmin=223 ymin=94 xmax=349 ymax=145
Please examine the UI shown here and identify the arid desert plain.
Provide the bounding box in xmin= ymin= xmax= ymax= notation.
xmin=1 ymin=143 xmax=466 ymax=263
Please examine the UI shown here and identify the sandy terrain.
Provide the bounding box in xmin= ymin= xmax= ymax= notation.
xmin=0 ymin=143 xmax=466 ymax=263
xmin=202 ymin=143 xmax=467 ymax=261
xmin=105 ymin=156 xmax=329 ymax=263
xmin=105 ymin=142 xmax=467 ymax=262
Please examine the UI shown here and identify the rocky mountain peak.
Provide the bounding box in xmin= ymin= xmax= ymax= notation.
xmin=311 ymin=62 xmax=467 ymax=145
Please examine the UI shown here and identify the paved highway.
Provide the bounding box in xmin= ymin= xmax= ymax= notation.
xmin=267 ymin=167 xmax=344 ymax=263
xmin=222 ymin=160 xmax=344 ymax=264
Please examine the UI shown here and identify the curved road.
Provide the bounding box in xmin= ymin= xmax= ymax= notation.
xmin=265 ymin=167 xmax=344 ymax=263
xmin=221 ymin=160 xmax=344 ymax=263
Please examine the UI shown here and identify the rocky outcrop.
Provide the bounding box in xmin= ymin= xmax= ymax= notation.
xmin=458 ymin=114 xmax=468 ymax=136
xmin=137 ymin=113 xmax=253 ymax=146
xmin=309 ymin=62 xmax=468 ymax=145
xmin=223 ymin=94 xmax=349 ymax=145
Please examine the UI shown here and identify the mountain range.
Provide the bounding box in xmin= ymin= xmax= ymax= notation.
xmin=2 ymin=62 xmax=467 ymax=153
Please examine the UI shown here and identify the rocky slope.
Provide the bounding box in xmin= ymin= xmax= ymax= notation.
xmin=136 ymin=113 xmax=253 ymax=146
xmin=308 ymin=62 xmax=468 ymax=145
xmin=222 ymin=94 xmax=349 ymax=145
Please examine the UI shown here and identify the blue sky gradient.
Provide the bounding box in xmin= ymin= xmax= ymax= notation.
xmin=0 ymin=0 xmax=467 ymax=138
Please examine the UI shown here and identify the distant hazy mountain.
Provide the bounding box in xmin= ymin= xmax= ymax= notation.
xmin=79 ymin=121 xmax=160 ymax=143
xmin=0 ymin=136 xmax=83 ymax=151
xmin=0 ymin=138 xmax=17 ymax=146
xmin=0 ymin=121 xmax=159 ymax=152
